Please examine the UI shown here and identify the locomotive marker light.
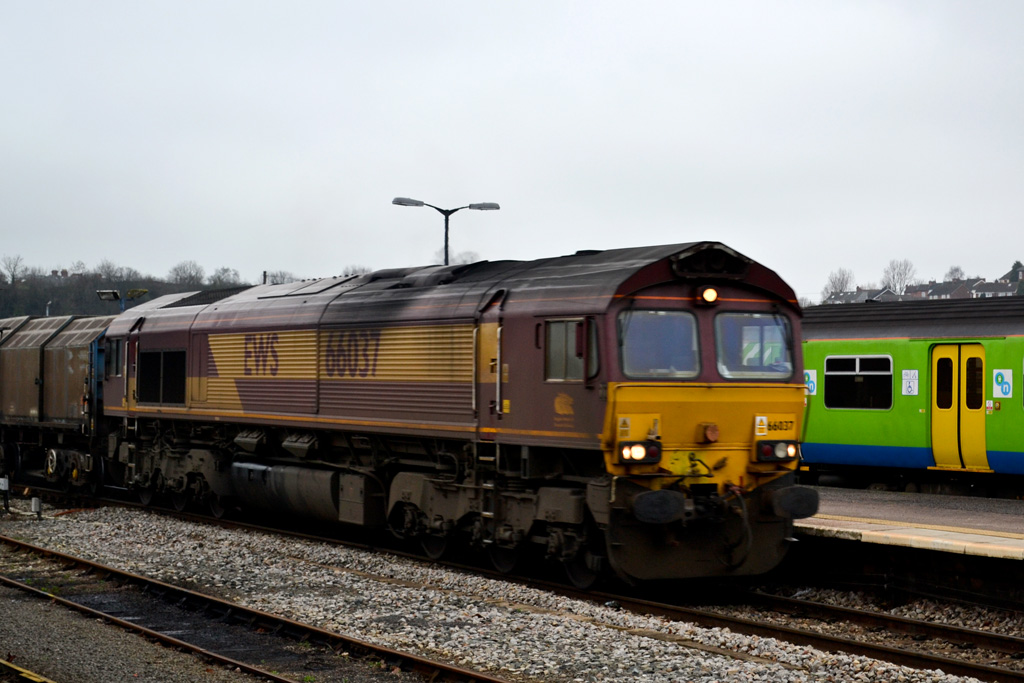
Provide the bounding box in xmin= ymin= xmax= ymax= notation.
xmin=392 ymin=197 xmax=500 ymax=266
xmin=756 ymin=440 xmax=799 ymax=462
xmin=617 ymin=440 xmax=662 ymax=464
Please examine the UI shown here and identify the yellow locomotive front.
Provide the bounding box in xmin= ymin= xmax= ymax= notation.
xmin=593 ymin=277 xmax=817 ymax=581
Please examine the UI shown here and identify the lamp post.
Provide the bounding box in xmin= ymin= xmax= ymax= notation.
xmin=96 ymin=288 xmax=149 ymax=312
xmin=392 ymin=197 xmax=500 ymax=266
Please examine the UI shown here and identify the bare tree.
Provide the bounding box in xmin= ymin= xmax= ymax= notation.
xmin=881 ymin=259 xmax=916 ymax=295
xmin=1 ymin=255 xmax=24 ymax=287
xmin=207 ymin=267 xmax=244 ymax=288
xmin=342 ymin=265 xmax=371 ymax=277
xmin=943 ymin=265 xmax=965 ymax=282
xmin=264 ymin=270 xmax=298 ymax=285
xmin=168 ymin=260 xmax=205 ymax=287
xmin=821 ymin=268 xmax=855 ymax=301
xmin=96 ymin=259 xmax=123 ymax=281
xmin=434 ymin=249 xmax=479 ymax=266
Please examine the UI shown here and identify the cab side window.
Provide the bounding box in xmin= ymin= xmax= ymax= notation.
xmin=545 ymin=319 xmax=598 ymax=381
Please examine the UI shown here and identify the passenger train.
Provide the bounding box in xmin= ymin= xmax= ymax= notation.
xmin=801 ymin=297 xmax=1024 ymax=494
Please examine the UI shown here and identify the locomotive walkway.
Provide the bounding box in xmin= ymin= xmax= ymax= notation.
xmin=795 ymin=487 xmax=1024 ymax=560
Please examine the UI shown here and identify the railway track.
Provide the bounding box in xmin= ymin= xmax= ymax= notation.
xmin=0 ymin=533 xmax=511 ymax=683
xmin=583 ymin=588 xmax=1024 ymax=683
xmin=13 ymin=490 xmax=1024 ymax=682
xmin=199 ymin=506 xmax=1024 ymax=683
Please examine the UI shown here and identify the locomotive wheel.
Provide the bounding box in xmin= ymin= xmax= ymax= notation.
xmin=564 ymin=552 xmax=600 ymax=590
xmin=488 ymin=546 xmax=519 ymax=574
xmin=45 ymin=450 xmax=59 ymax=480
xmin=138 ymin=487 xmax=155 ymax=506
xmin=171 ymin=492 xmax=189 ymax=512
xmin=208 ymin=495 xmax=227 ymax=519
xmin=420 ymin=534 xmax=448 ymax=560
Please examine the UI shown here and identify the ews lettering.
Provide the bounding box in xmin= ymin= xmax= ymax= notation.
xmin=325 ymin=330 xmax=382 ymax=378
xmin=244 ymin=333 xmax=280 ymax=376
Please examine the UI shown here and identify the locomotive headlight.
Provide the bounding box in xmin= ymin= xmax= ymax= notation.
xmin=698 ymin=286 xmax=719 ymax=305
xmin=618 ymin=441 xmax=662 ymax=464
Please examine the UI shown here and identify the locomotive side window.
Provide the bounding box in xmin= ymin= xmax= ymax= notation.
xmin=617 ymin=310 xmax=699 ymax=378
xmin=137 ymin=349 xmax=187 ymax=404
xmin=714 ymin=313 xmax=793 ymax=380
xmin=823 ymin=355 xmax=892 ymax=410
xmin=545 ymin=320 xmax=598 ymax=381
xmin=105 ymin=339 xmax=123 ymax=378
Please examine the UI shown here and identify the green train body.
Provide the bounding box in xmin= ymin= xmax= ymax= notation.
xmin=800 ymin=298 xmax=1024 ymax=489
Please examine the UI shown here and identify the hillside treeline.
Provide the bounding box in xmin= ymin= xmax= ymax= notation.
xmin=0 ymin=257 xmax=292 ymax=319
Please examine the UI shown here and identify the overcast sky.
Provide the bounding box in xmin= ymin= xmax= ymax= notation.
xmin=2 ymin=1 xmax=1022 ymax=303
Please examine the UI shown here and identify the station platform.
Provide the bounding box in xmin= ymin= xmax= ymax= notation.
xmin=794 ymin=487 xmax=1024 ymax=560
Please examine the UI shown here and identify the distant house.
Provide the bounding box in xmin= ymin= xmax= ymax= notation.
xmin=903 ymin=282 xmax=932 ymax=299
xmin=999 ymin=265 xmax=1024 ymax=283
xmin=822 ymin=287 xmax=899 ymax=304
xmin=973 ymin=281 xmax=1017 ymax=298
xmin=924 ymin=280 xmax=975 ymax=300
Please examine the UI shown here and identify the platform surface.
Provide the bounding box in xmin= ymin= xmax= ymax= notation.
xmin=795 ymin=487 xmax=1024 ymax=560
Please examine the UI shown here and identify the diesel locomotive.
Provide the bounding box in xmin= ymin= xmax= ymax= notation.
xmin=0 ymin=242 xmax=817 ymax=585
xmin=801 ymin=297 xmax=1024 ymax=494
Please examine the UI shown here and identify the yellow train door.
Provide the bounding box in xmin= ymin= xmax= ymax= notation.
xmin=930 ymin=344 xmax=990 ymax=471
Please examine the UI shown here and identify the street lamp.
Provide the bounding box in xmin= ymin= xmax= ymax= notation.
xmin=392 ymin=197 xmax=500 ymax=266
xmin=96 ymin=288 xmax=148 ymax=312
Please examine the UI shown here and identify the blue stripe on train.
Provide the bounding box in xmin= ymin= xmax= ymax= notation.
xmin=801 ymin=443 xmax=934 ymax=469
xmin=986 ymin=451 xmax=1024 ymax=475
xmin=802 ymin=444 xmax=1024 ymax=474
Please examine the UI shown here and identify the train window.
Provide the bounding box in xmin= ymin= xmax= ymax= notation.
xmin=105 ymin=339 xmax=123 ymax=378
xmin=545 ymin=320 xmax=598 ymax=381
xmin=137 ymin=349 xmax=187 ymax=404
xmin=965 ymin=356 xmax=984 ymax=410
xmin=714 ymin=313 xmax=793 ymax=380
xmin=823 ymin=355 xmax=892 ymax=410
xmin=825 ymin=358 xmax=856 ymax=373
xmin=617 ymin=310 xmax=699 ymax=379
xmin=936 ymin=358 xmax=953 ymax=409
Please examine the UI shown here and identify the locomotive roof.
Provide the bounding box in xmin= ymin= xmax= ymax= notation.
xmin=803 ymin=297 xmax=1024 ymax=340
xmin=107 ymin=241 xmax=797 ymax=335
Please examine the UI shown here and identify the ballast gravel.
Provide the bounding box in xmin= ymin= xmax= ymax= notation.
xmin=0 ymin=499 xmax=985 ymax=683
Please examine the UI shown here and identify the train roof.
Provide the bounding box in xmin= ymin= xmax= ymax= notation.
xmin=0 ymin=316 xmax=31 ymax=346
xmin=107 ymin=241 xmax=797 ymax=336
xmin=803 ymin=297 xmax=1024 ymax=340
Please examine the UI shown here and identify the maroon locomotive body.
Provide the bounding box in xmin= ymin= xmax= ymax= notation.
xmin=2 ymin=242 xmax=816 ymax=584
